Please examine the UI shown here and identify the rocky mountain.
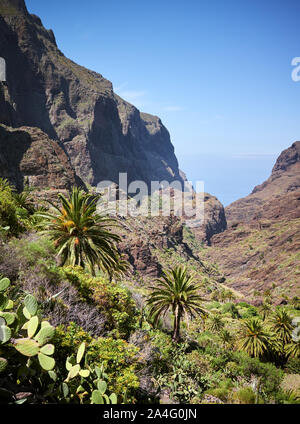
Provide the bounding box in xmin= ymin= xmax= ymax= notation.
xmin=192 ymin=193 xmax=227 ymax=244
xmin=202 ymin=142 xmax=300 ymax=303
xmin=0 ymin=0 xmax=184 ymax=188
xmin=0 ymin=0 xmax=227 ymax=242
xmin=226 ymin=141 xmax=300 ymax=226
xmin=0 ymin=123 xmax=79 ymax=191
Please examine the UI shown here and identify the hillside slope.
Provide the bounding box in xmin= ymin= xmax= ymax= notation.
xmin=202 ymin=142 xmax=300 ymax=303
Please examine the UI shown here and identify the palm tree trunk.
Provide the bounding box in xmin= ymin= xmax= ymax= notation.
xmin=172 ymin=306 xmax=181 ymax=343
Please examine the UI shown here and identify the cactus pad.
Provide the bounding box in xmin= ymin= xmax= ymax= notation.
xmin=0 ymin=357 xmax=8 ymax=373
xmin=38 ymin=353 xmax=55 ymax=371
xmin=24 ymin=295 xmax=38 ymax=316
xmin=27 ymin=316 xmax=39 ymax=338
xmin=0 ymin=324 xmax=11 ymax=344
xmin=76 ymin=342 xmax=85 ymax=364
xmin=35 ymin=326 xmax=55 ymax=346
xmin=40 ymin=344 xmax=55 ymax=356
xmin=0 ymin=278 xmax=10 ymax=292
xmin=91 ymin=390 xmax=104 ymax=404
xmin=15 ymin=339 xmax=40 ymax=357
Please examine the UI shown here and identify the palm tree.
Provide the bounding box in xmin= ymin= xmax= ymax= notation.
xmin=291 ymin=296 xmax=300 ymax=309
xmin=146 ymin=266 xmax=206 ymax=342
xmin=38 ymin=187 xmax=123 ymax=276
xmin=219 ymin=329 xmax=234 ymax=348
xmin=107 ymin=256 xmax=129 ymax=282
xmin=260 ymin=302 xmax=272 ymax=321
xmin=237 ymin=317 xmax=273 ymax=358
xmin=208 ymin=313 xmax=224 ymax=333
xmin=226 ymin=291 xmax=236 ymax=302
xmin=13 ymin=189 xmax=35 ymax=214
xmin=269 ymin=309 xmax=293 ymax=345
xmin=285 ymin=339 xmax=300 ymax=358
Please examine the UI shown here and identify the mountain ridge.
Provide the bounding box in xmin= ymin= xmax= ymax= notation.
xmin=226 ymin=141 xmax=300 ymax=225
xmin=0 ymin=0 xmax=183 ymax=188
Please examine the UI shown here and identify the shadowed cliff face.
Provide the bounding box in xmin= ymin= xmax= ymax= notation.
xmin=0 ymin=124 xmax=78 ymax=191
xmin=0 ymin=0 xmax=184 ymax=188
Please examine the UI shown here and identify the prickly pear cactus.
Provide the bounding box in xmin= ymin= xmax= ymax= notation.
xmin=15 ymin=310 xmax=56 ymax=371
xmin=65 ymin=342 xmax=90 ymax=382
xmin=0 ymin=277 xmax=117 ymax=404
xmin=0 ymin=278 xmax=56 ymax=371
xmin=62 ymin=343 xmax=118 ymax=404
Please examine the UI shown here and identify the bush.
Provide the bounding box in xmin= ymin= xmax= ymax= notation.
xmin=222 ymin=303 xmax=240 ymax=318
xmin=233 ymin=387 xmax=256 ymax=404
xmin=53 ymin=323 xmax=139 ymax=401
xmin=148 ymin=329 xmax=174 ymax=373
xmin=0 ymin=178 xmax=22 ymax=235
xmin=12 ymin=235 xmax=57 ymax=267
xmin=63 ymin=267 xmax=139 ymax=338
xmin=205 ymin=387 xmax=229 ymax=401
xmin=238 ymin=303 xmax=258 ymax=318
xmin=232 ymin=352 xmax=284 ymax=398
xmin=285 ymin=357 xmax=300 ymax=374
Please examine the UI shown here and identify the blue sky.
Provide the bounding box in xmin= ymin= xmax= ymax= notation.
xmin=26 ymin=0 xmax=300 ymax=205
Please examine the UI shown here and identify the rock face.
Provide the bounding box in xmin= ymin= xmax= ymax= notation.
xmin=0 ymin=124 xmax=78 ymax=190
xmin=192 ymin=193 xmax=227 ymax=244
xmin=0 ymin=0 xmax=184 ymax=188
xmin=226 ymin=141 xmax=300 ymax=225
xmin=117 ymin=215 xmax=184 ymax=278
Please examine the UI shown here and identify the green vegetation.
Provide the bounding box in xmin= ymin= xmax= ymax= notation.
xmin=0 ymin=179 xmax=299 ymax=404
xmin=146 ymin=266 xmax=206 ymax=342
xmin=0 ymin=278 xmax=117 ymax=404
xmin=37 ymin=187 xmax=124 ymax=276
xmin=0 ymin=179 xmax=33 ymax=235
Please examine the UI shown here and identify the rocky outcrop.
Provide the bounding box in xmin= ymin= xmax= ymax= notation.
xmin=119 ymin=238 xmax=162 ymax=278
xmin=191 ymin=193 xmax=227 ymax=244
xmin=0 ymin=124 xmax=78 ymax=190
xmin=117 ymin=216 xmax=185 ymax=278
xmin=226 ymin=141 xmax=300 ymax=225
xmin=0 ymin=0 xmax=184 ymax=188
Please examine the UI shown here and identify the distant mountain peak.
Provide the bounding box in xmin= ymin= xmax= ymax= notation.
xmin=226 ymin=140 xmax=300 ymax=224
xmin=272 ymin=140 xmax=300 ymax=174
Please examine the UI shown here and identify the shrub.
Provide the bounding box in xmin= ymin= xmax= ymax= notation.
xmin=285 ymin=357 xmax=300 ymax=374
xmin=0 ymin=179 xmax=22 ymax=235
xmin=232 ymin=352 xmax=284 ymax=398
xmin=12 ymin=235 xmax=57 ymax=267
xmin=63 ymin=266 xmax=139 ymax=338
xmin=233 ymin=387 xmax=256 ymax=404
xmin=222 ymin=303 xmax=240 ymax=318
xmin=205 ymin=387 xmax=229 ymax=401
xmin=238 ymin=303 xmax=258 ymax=318
xmin=53 ymin=323 xmax=139 ymax=401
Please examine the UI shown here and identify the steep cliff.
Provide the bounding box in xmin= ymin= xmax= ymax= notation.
xmin=192 ymin=193 xmax=227 ymax=244
xmin=0 ymin=0 xmax=184 ymax=188
xmin=0 ymin=123 xmax=78 ymax=191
